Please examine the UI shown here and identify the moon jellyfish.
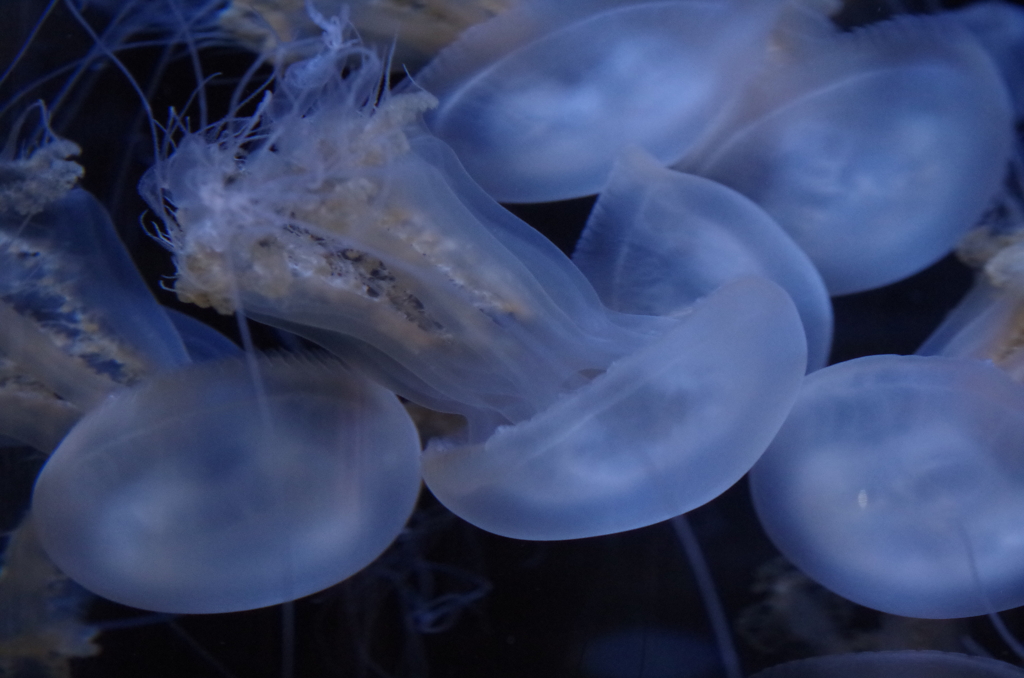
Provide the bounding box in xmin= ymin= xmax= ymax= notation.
xmin=412 ymin=0 xmax=785 ymax=203
xmin=751 ymin=650 xmax=1024 ymax=678
xmin=422 ymin=278 xmax=806 ymax=540
xmin=750 ymin=354 xmax=1024 ymax=618
xmin=573 ymin=146 xmax=833 ymax=371
xmin=32 ymin=356 xmax=422 ymax=614
xmin=145 ymin=12 xmax=808 ymax=540
xmin=686 ymin=13 xmax=1014 ymax=295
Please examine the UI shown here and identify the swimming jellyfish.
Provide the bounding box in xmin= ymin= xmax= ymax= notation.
xmin=750 ymin=352 xmax=1024 ymax=618
xmin=684 ymin=11 xmax=1014 ymax=295
xmin=412 ymin=0 xmax=786 ymax=202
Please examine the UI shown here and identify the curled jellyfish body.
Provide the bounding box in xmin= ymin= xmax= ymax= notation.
xmin=574 ymin=146 xmax=832 ymax=371
xmin=413 ymin=0 xmax=785 ymax=203
xmin=687 ymin=13 xmax=1014 ymax=295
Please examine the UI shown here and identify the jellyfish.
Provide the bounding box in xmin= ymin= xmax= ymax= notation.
xmin=683 ymin=10 xmax=1015 ymax=295
xmin=410 ymin=0 xmax=786 ymax=203
xmin=749 ymin=352 xmax=1024 ymax=618
xmin=33 ymin=355 xmax=423 ymax=614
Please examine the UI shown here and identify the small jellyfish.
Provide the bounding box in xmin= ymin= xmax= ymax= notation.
xmin=411 ymin=0 xmax=785 ymax=202
xmin=751 ymin=650 xmax=1024 ymax=678
xmin=684 ymin=12 xmax=1015 ymax=295
xmin=573 ymin=146 xmax=833 ymax=371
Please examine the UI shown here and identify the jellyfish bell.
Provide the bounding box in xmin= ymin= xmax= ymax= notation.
xmin=750 ymin=353 xmax=1024 ymax=619
xmin=751 ymin=650 xmax=1024 ymax=678
xmin=573 ymin=145 xmax=833 ymax=371
xmin=684 ymin=12 xmax=1015 ymax=295
xmin=423 ymin=277 xmax=807 ymax=541
xmin=31 ymin=355 xmax=422 ymax=614
xmin=411 ymin=0 xmax=786 ymax=203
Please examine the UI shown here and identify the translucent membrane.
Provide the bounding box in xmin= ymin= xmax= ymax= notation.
xmin=953 ymin=1 xmax=1024 ymax=118
xmin=688 ymin=14 xmax=1014 ymax=295
xmin=32 ymin=356 xmax=422 ymax=613
xmin=751 ymin=354 xmax=1024 ymax=618
xmin=423 ymin=278 xmax=807 ymax=540
xmin=414 ymin=0 xmax=783 ymax=203
xmin=574 ymin=146 xmax=832 ymax=371
xmin=0 ymin=187 xmax=189 ymax=381
xmin=752 ymin=650 xmax=1024 ymax=678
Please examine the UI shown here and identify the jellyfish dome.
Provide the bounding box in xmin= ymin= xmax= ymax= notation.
xmin=32 ymin=356 xmax=422 ymax=613
xmin=750 ymin=354 xmax=1024 ymax=618
xmin=413 ymin=0 xmax=785 ymax=202
xmin=751 ymin=651 xmax=1024 ymax=678
xmin=687 ymin=14 xmax=1014 ymax=295
xmin=423 ymin=278 xmax=807 ymax=540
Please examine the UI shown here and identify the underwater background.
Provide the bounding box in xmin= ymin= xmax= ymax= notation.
xmin=1 ymin=0 xmax=1021 ymax=676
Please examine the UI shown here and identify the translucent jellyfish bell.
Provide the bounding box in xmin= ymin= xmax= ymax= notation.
xmin=412 ymin=0 xmax=784 ymax=202
xmin=686 ymin=14 xmax=1014 ymax=295
xmin=573 ymin=146 xmax=832 ymax=371
xmin=32 ymin=356 xmax=422 ymax=614
xmin=752 ymin=651 xmax=1024 ymax=678
xmin=423 ymin=278 xmax=807 ymax=540
xmin=750 ymin=354 xmax=1024 ymax=618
